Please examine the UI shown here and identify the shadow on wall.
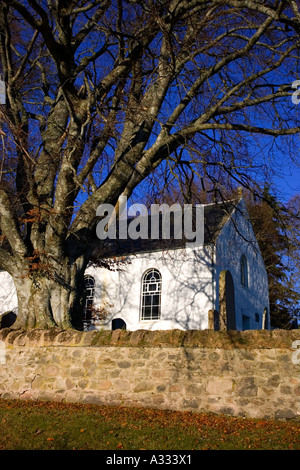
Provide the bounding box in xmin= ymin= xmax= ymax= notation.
xmin=98 ymin=246 xmax=214 ymax=331
xmin=0 ymin=311 xmax=17 ymax=328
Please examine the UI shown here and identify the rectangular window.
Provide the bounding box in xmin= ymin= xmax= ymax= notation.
xmin=242 ymin=314 xmax=250 ymax=330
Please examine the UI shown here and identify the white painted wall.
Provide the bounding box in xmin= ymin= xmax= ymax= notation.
xmin=214 ymin=199 xmax=270 ymax=330
xmin=0 ymin=271 xmax=18 ymax=315
xmin=85 ymin=245 xmax=214 ymax=331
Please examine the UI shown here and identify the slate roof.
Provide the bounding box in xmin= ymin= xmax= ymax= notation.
xmin=92 ymin=199 xmax=239 ymax=259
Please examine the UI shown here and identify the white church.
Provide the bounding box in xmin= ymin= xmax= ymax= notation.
xmin=0 ymin=196 xmax=270 ymax=332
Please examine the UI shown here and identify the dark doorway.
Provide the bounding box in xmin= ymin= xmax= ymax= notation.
xmin=0 ymin=311 xmax=17 ymax=328
xmin=112 ymin=318 xmax=126 ymax=330
xmin=225 ymin=270 xmax=236 ymax=330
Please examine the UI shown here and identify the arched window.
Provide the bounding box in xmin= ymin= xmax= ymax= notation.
xmin=240 ymin=255 xmax=248 ymax=288
xmin=141 ymin=268 xmax=162 ymax=321
xmin=83 ymin=275 xmax=95 ymax=326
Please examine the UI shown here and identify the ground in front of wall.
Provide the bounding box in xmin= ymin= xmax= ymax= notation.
xmin=0 ymin=399 xmax=299 ymax=450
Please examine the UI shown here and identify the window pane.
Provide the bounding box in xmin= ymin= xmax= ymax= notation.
xmin=145 ymin=272 xmax=153 ymax=282
xmin=84 ymin=276 xmax=95 ymax=327
xmin=148 ymin=283 xmax=157 ymax=292
xmin=152 ymin=305 xmax=160 ymax=318
xmin=144 ymin=295 xmax=152 ymax=306
xmin=142 ymin=306 xmax=152 ymax=320
xmin=241 ymin=255 xmax=248 ymax=287
xmin=141 ymin=269 xmax=161 ymax=321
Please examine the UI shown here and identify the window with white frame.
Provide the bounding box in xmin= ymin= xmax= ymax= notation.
xmin=141 ymin=268 xmax=162 ymax=321
xmin=83 ymin=275 xmax=95 ymax=326
xmin=240 ymin=254 xmax=248 ymax=288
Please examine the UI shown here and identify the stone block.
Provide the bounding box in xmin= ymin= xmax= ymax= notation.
xmin=95 ymin=379 xmax=112 ymax=391
xmin=117 ymin=361 xmax=131 ymax=368
xmin=237 ymin=377 xmax=258 ymax=397
xmin=134 ymin=381 xmax=154 ymax=393
xmin=206 ymin=377 xmax=233 ymax=396
xmin=113 ymin=379 xmax=130 ymax=392
xmin=43 ymin=365 xmax=60 ymax=378
xmin=182 ymin=398 xmax=200 ymax=409
xmin=275 ymin=409 xmax=297 ymax=420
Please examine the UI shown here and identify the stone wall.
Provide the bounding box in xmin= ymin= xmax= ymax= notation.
xmin=0 ymin=328 xmax=299 ymax=420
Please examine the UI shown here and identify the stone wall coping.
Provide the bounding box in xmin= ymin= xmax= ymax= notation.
xmin=0 ymin=327 xmax=299 ymax=349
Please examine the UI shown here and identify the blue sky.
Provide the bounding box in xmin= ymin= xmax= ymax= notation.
xmin=272 ymin=141 xmax=300 ymax=203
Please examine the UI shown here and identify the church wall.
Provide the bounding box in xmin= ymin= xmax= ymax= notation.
xmin=86 ymin=245 xmax=214 ymax=331
xmin=0 ymin=271 xmax=17 ymax=316
xmin=0 ymin=328 xmax=299 ymax=421
xmin=0 ymin=199 xmax=270 ymax=332
xmin=214 ymin=200 xmax=270 ymax=330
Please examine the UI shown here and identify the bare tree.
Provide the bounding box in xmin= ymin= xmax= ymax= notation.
xmin=0 ymin=0 xmax=299 ymax=329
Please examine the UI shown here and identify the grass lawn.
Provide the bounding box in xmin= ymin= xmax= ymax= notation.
xmin=0 ymin=399 xmax=299 ymax=450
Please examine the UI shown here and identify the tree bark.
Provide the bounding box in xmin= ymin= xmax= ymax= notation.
xmin=11 ymin=258 xmax=87 ymax=330
xmin=1 ymin=0 xmax=300 ymax=330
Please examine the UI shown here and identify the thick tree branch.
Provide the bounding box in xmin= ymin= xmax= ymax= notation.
xmin=0 ymin=189 xmax=27 ymax=258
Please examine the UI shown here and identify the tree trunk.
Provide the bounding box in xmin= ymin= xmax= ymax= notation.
xmin=11 ymin=260 xmax=86 ymax=330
